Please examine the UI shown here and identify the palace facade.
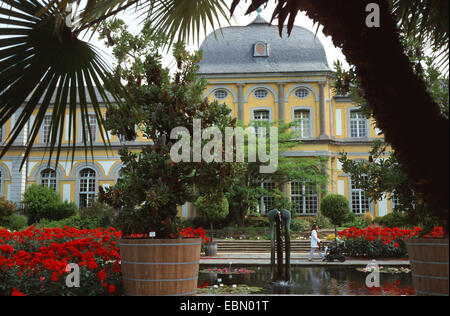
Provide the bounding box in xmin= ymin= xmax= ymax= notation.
xmin=0 ymin=16 xmax=396 ymax=218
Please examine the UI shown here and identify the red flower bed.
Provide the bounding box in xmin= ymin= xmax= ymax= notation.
xmin=0 ymin=226 xmax=122 ymax=296
xmin=337 ymin=226 xmax=444 ymax=258
xmin=0 ymin=225 xmax=209 ymax=296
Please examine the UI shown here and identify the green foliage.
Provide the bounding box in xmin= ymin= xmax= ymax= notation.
xmin=98 ymin=20 xmax=235 ymax=238
xmin=341 ymin=213 xmax=368 ymax=229
xmin=338 ymin=141 xmax=439 ymax=234
xmin=194 ymin=194 xmax=229 ymax=224
xmin=44 ymin=201 xmax=78 ymax=222
xmin=22 ymin=184 xmax=60 ymax=224
xmin=338 ymin=238 xmax=407 ymax=258
xmin=0 ymin=198 xmax=16 ymax=227
xmin=311 ymin=213 xmax=334 ymax=229
xmin=374 ymin=212 xmax=409 ymax=228
xmin=6 ymin=214 xmax=28 ymax=231
xmin=290 ymin=218 xmax=310 ymax=232
xmin=194 ymin=193 xmax=229 ymax=241
xmin=38 ymin=215 xmax=101 ymax=230
xmin=320 ymin=194 xmax=351 ymax=226
xmin=79 ymin=202 xmax=118 ymax=228
xmin=225 ymin=120 xmax=329 ymax=225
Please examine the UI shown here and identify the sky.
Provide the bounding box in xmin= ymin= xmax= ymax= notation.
xmin=85 ymin=0 xmax=350 ymax=72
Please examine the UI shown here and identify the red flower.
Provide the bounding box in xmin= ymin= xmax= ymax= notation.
xmin=51 ymin=271 xmax=59 ymax=282
xmin=98 ymin=269 xmax=107 ymax=282
xmin=11 ymin=287 xmax=26 ymax=296
xmin=0 ymin=244 xmax=14 ymax=254
xmin=108 ymin=284 xmax=116 ymax=294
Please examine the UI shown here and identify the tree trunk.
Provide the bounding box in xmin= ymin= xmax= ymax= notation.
xmin=210 ymin=222 xmax=214 ymax=243
xmin=237 ymin=0 xmax=449 ymax=233
xmin=303 ymin=0 xmax=449 ymax=233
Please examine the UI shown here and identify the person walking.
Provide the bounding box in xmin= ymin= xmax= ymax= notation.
xmin=308 ymin=224 xmax=324 ymax=262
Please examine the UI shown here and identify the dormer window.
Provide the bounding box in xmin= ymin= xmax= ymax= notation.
xmin=254 ymin=41 xmax=269 ymax=57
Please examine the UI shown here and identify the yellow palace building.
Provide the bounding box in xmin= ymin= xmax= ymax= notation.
xmin=0 ymin=15 xmax=396 ymax=218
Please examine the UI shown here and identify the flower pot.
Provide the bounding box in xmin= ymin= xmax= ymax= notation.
xmin=406 ymin=238 xmax=449 ymax=296
xmin=204 ymin=242 xmax=218 ymax=256
xmin=119 ymin=238 xmax=201 ymax=296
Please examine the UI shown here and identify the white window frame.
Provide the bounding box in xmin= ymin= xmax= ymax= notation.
xmin=251 ymin=107 xmax=272 ymax=138
xmin=259 ymin=180 xmax=276 ymax=215
xmin=78 ymin=113 xmax=98 ymax=143
xmin=291 ymin=107 xmax=313 ymax=139
xmin=41 ymin=114 xmax=52 ymax=144
xmin=290 ymin=181 xmax=318 ymax=215
xmin=40 ymin=168 xmax=57 ymax=191
xmin=348 ymin=109 xmax=369 ymax=138
xmin=78 ymin=168 xmax=97 ymax=208
xmin=351 ymin=176 xmax=371 ymax=214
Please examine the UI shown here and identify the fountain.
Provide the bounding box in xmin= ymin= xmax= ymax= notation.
xmin=268 ymin=209 xmax=292 ymax=286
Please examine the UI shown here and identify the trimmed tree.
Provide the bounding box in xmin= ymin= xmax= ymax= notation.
xmin=194 ymin=193 xmax=229 ymax=242
xmin=321 ymin=194 xmax=351 ymax=243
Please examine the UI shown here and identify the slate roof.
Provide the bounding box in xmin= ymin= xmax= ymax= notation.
xmin=197 ymin=16 xmax=331 ymax=75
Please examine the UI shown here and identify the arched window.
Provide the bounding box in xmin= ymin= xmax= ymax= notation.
xmin=40 ymin=168 xmax=57 ymax=191
xmin=79 ymin=168 xmax=96 ymax=208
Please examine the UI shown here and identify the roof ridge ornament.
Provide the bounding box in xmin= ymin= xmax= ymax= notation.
xmin=257 ymin=7 xmax=263 ymax=17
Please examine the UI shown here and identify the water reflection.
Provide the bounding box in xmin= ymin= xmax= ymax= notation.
xmin=198 ymin=266 xmax=414 ymax=295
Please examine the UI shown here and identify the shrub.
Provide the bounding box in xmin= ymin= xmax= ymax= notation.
xmin=374 ymin=211 xmax=409 ymax=228
xmin=22 ymin=185 xmax=60 ymax=224
xmin=342 ymin=213 xmax=368 ymax=229
xmin=194 ymin=194 xmax=229 ymax=241
xmin=44 ymin=201 xmax=78 ymax=221
xmin=326 ymin=233 xmax=336 ymax=241
xmin=22 ymin=185 xmax=77 ymax=223
xmin=290 ymin=218 xmax=310 ymax=232
xmin=0 ymin=198 xmax=16 ymax=227
xmin=363 ymin=211 xmax=374 ymax=225
xmin=320 ymin=194 xmax=351 ymax=227
xmin=79 ymin=202 xmax=117 ymax=228
xmin=6 ymin=214 xmax=28 ymax=231
xmin=38 ymin=215 xmax=101 ymax=230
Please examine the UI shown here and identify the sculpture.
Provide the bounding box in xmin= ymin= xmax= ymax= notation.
xmin=268 ymin=209 xmax=291 ymax=283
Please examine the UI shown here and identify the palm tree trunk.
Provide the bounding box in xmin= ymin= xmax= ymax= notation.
xmin=254 ymin=0 xmax=449 ymax=233
xmin=308 ymin=0 xmax=448 ymax=233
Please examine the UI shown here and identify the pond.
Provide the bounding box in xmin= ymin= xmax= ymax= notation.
xmin=197 ymin=266 xmax=414 ymax=295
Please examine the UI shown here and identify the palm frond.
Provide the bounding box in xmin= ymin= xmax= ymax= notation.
xmin=0 ymin=0 xmax=125 ymax=168
xmin=392 ymin=0 xmax=449 ymax=71
xmin=145 ymin=0 xmax=230 ymax=46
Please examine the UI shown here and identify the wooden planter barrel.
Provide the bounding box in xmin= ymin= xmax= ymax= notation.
xmin=119 ymin=238 xmax=201 ymax=296
xmin=406 ymin=238 xmax=449 ymax=296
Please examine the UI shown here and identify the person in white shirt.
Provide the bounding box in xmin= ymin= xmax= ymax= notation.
xmin=308 ymin=224 xmax=324 ymax=262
